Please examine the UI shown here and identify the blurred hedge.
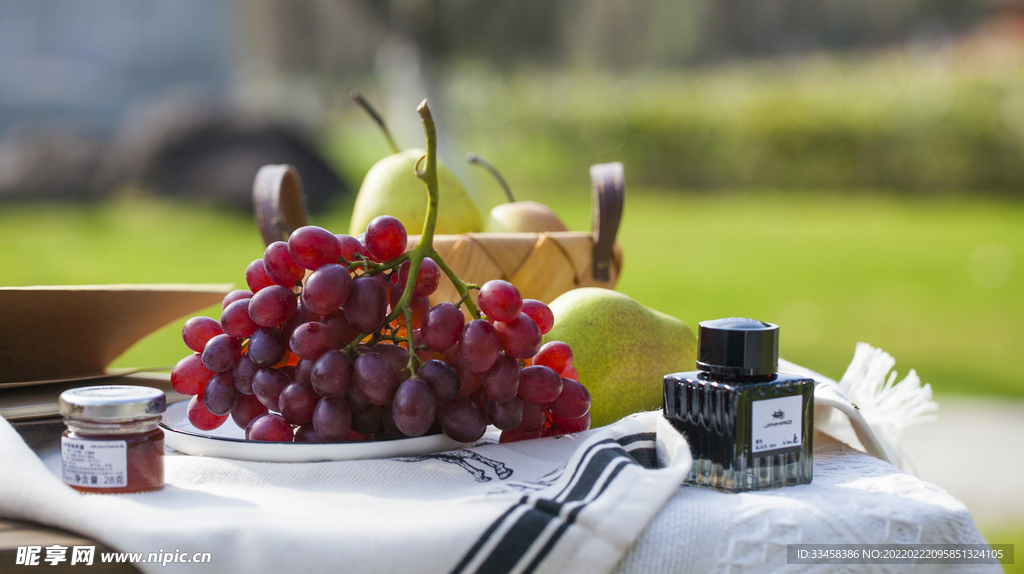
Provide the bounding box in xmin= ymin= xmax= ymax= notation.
xmin=442 ymin=49 xmax=1024 ymax=193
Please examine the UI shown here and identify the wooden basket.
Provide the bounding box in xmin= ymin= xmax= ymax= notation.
xmin=253 ymin=163 xmax=624 ymax=305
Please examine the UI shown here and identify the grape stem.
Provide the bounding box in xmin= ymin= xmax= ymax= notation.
xmin=378 ymin=100 xmax=485 ymax=374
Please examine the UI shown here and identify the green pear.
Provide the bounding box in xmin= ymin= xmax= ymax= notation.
xmin=349 ymin=149 xmax=484 ymax=236
xmin=543 ymin=288 xmax=697 ymax=428
xmin=484 ymin=201 xmax=569 ymax=233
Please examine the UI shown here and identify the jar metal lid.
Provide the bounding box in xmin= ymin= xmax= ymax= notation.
xmin=59 ymin=386 xmax=166 ymax=422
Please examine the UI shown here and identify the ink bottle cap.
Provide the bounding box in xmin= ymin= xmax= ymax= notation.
xmin=696 ymin=317 xmax=779 ymax=377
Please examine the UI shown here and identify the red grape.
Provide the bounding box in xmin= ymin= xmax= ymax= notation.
xmin=344 ymin=276 xmax=388 ymax=334
xmin=249 ymin=285 xmax=297 ymax=327
xmin=204 ymin=371 xmax=241 ymax=416
xmin=231 ymin=393 xmax=268 ymax=430
xmin=398 ymin=258 xmax=441 ymax=297
xmin=245 ymin=259 xmax=276 ymax=293
xmin=233 ymin=354 xmax=259 ymax=395
xmin=279 ymin=380 xmax=320 ymax=426
xmin=335 ymin=234 xmax=365 ymax=262
xmin=353 ymin=353 xmax=400 ymax=406
xmin=562 ymin=365 xmax=579 ymax=381
xmin=311 ymin=349 xmax=352 ymax=398
xmin=438 ymin=396 xmax=488 ymax=443
xmin=420 ymin=302 xmax=465 ymax=351
xmin=246 ymin=413 xmax=294 ymax=442
xmin=478 ymin=280 xmax=522 ymax=322
xmin=312 ymin=397 xmax=352 ymax=441
xmin=363 ymin=343 xmax=411 ymax=379
xmin=301 ymin=263 xmax=352 ymax=316
xmin=223 ymin=289 xmax=253 ymax=309
xmin=294 ymin=358 xmax=314 ymax=383
xmin=187 ymin=392 xmax=228 ymax=431
xmin=248 ymin=327 xmax=287 ymax=367
xmin=171 ymin=353 xmax=214 ymax=396
xmin=220 ymin=298 xmax=259 ymax=338
xmin=548 ymin=378 xmax=591 ymax=419
xmin=263 ymin=241 xmax=305 ymax=287
xmin=519 ymin=365 xmax=563 ymax=404
xmin=252 ymin=367 xmax=292 ymax=412
xmin=288 ymin=321 xmax=337 ymax=360
xmin=202 ymin=334 xmax=242 ymax=373
xmin=494 ymin=314 xmax=542 ymax=360
xmin=365 ymin=216 xmax=407 ymax=262
xmin=533 ymin=341 xmax=573 ymax=375
xmin=288 ymin=226 xmax=343 ymax=270
xmin=459 ymin=319 xmax=500 ymax=373
xmin=551 ymin=412 xmax=591 ymax=434
xmin=182 ymin=316 xmax=225 ymax=354
xmin=520 ymin=299 xmax=554 ymax=334
xmin=486 ymin=396 xmax=524 ymax=431
xmin=416 ymin=360 xmax=460 ymax=403
xmin=392 ymin=378 xmax=436 ymax=437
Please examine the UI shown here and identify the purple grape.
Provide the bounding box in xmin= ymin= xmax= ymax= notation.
xmin=353 ymin=352 xmax=401 ymax=406
xmin=351 ymin=405 xmax=382 ymax=434
xmin=548 ymin=378 xmax=591 ymax=420
xmin=398 ymin=257 xmax=441 ymax=297
xmin=344 ymin=276 xmax=388 ymax=334
xmin=294 ymin=359 xmax=314 ymax=382
xmin=182 ymin=316 xmax=225 ymax=353
xmin=246 ymin=413 xmax=293 ymax=442
xmin=392 ymin=379 xmax=436 ymax=437
xmin=204 ymin=371 xmax=241 ymax=416
xmin=420 ymin=302 xmax=465 ymax=351
xmin=294 ymin=424 xmax=321 ymax=442
xmin=279 ymin=380 xmax=320 ymax=426
xmin=312 ymin=397 xmax=351 ymax=442
xmin=249 ymin=285 xmax=298 ymax=327
xmin=481 ymin=353 xmax=520 ymax=404
xmin=233 ymin=354 xmax=259 ymax=395
xmin=281 ymin=302 xmax=320 ymax=343
xmin=220 ymin=298 xmax=259 ymax=338
xmin=231 ymin=393 xmax=268 ymax=430
xmin=289 ymin=321 xmax=337 ymax=361
xmin=459 ymin=319 xmax=500 ymax=372
xmin=311 ymin=349 xmax=353 ymax=398
xmin=345 ymin=383 xmax=372 ymax=413
xmin=520 ymin=400 xmax=548 ymax=432
xmin=486 ymin=396 xmax=524 ymax=431
xmin=438 ymin=396 xmax=487 ymax=443
xmin=518 ymin=365 xmax=563 ymax=404
xmin=376 ymin=406 xmax=406 ymax=440
xmin=202 ymin=334 xmax=242 ymax=373
xmin=416 ymin=360 xmax=460 ymax=403
xmin=252 ymin=367 xmax=292 ymax=412
xmin=362 ymin=343 xmax=411 ymax=379
xmin=322 ymin=309 xmax=361 ymax=345
xmin=301 ymin=263 xmax=352 ymax=316
xmin=248 ymin=326 xmax=287 ymax=367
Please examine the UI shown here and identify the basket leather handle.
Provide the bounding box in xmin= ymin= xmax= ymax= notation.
xmin=590 ymin=162 xmax=624 ymax=282
xmin=253 ymin=164 xmax=308 ymax=247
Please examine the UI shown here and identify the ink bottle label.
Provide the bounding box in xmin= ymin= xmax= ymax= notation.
xmin=751 ymin=395 xmax=803 ymax=454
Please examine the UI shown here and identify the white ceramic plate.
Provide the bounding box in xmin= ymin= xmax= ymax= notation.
xmin=160 ymin=399 xmax=467 ymax=463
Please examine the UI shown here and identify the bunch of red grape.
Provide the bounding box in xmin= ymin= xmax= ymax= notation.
xmin=171 ymin=216 xmax=591 ymax=444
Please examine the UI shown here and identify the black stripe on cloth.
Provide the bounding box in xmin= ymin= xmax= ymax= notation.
xmin=615 ymin=432 xmax=656 ymax=447
xmin=454 ymin=435 xmax=649 ymax=574
xmin=624 ymin=447 xmax=658 ymax=469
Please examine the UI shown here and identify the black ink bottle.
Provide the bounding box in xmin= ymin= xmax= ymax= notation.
xmin=663 ymin=318 xmax=814 ymax=492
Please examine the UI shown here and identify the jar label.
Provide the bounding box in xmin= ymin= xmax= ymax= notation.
xmin=61 ymin=437 xmax=128 ymax=489
xmin=751 ymin=395 xmax=804 ymax=454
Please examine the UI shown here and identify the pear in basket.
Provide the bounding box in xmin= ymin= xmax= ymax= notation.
xmin=348 ymin=91 xmax=484 ymax=236
xmin=467 ymin=153 xmax=569 ymax=233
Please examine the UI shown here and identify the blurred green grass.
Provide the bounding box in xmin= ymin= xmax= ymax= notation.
xmin=0 ymin=187 xmax=1018 ymax=397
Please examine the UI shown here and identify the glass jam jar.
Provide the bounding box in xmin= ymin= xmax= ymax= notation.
xmin=58 ymin=386 xmax=166 ymax=494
